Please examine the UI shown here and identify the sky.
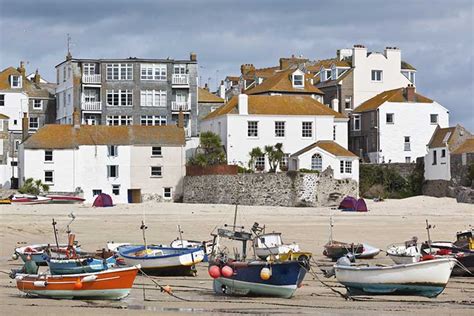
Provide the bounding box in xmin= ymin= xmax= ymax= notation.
xmin=0 ymin=0 xmax=472 ymax=129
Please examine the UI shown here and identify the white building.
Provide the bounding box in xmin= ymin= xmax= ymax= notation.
xmin=19 ymin=117 xmax=186 ymax=203
xmin=201 ymin=94 xmax=358 ymax=181
xmin=350 ymin=85 xmax=449 ymax=163
xmin=424 ymin=125 xmax=472 ymax=181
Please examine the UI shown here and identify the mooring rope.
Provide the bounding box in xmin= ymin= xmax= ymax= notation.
xmin=137 ymin=267 xmax=192 ymax=302
xmin=306 ymin=257 xmax=353 ymax=300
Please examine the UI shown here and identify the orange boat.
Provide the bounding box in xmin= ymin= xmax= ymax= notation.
xmin=15 ymin=265 xmax=139 ymax=299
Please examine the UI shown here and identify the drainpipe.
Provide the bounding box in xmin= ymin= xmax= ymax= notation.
xmin=376 ymin=109 xmax=380 ymax=163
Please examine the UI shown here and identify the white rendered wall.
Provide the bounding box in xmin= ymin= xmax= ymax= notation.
xmin=377 ymin=101 xmax=449 ymax=163
xmin=0 ymin=92 xmax=29 ymax=131
xmin=424 ymin=147 xmax=451 ymax=180
xmin=55 ymin=62 xmax=74 ymax=123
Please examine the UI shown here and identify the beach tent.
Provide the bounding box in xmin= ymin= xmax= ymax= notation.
xmin=338 ymin=196 xmax=368 ymax=212
xmin=93 ymin=193 xmax=113 ymax=207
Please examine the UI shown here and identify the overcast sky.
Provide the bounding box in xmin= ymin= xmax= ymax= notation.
xmin=1 ymin=0 xmax=472 ymax=128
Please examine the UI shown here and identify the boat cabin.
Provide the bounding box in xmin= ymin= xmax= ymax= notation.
xmin=254 ymin=233 xmax=283 ymax=249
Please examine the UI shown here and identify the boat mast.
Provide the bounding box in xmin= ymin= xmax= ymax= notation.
xmin=425 ymin=219 xmax=433 ymax=254
xmin=52 ymin=218 xmax=60 ymax=251
xmin=177 ymin=225 xmax=184 ymax=248
xmin=329 ymin=216 xmax=333 ymax=243
xmin=233 ymin=204 xmax=238 ymax=232
xmin=141 ymin=220 xmax=148 ymax=250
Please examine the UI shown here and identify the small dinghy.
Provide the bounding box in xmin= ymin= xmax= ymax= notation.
xmin=47 ymin=248 xmax=117 ymax=275
xmin=46 ymin=195 xmax=85 ymax=204
xmin=357 ymin=243 xmax=381 ymax=259
xmin=10 ymin=194 xmax=51 ymax=205
xmin=14 ymin=244 xmax=83 ymax=266
xmin=250 ymin=223 xmax=302 ymax=260
xmin=14 ymin=265 xmax=140 ymax=300
xmin=334 ymin=257 xmax=456 ymax=298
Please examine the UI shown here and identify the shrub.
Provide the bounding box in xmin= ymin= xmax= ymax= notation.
xmin=299 ymin=169 xmax=320 ymax=174
xmin=188 ymin=132 xmax=226 ymax=167
xmin=18 ymin=178 xmax=49 ymax=195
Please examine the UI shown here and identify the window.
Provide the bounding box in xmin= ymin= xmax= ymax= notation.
xmin=371 ymin=70 xmax=383 ymax=81
xmin=112 ymin=185 xmax=120 ymax=196
xmin=275 ymin=121 xmax=285 ymax=137
xmin=29 ymin=117 xmax=39 ymax=130
xmin=344 ymin=97 xmax=351 ymax=109
xmin=340 ymin=160 xmax=344 ymax=173
xmin=152 ymin=146 xmax=162 ymax=156
xmin=311 ymin=154 xmax=322 ymax=171
xmin=33 ymin=99 xmax=43 ymax=110
xmin=106 ymin=64 xmax=133 ymax=80
xmin=106 ymin=115 xmax=133 ymax=126
xmin=44 ymin=171 xmax=54 ymax=183
xmin=302 ymin=121 xmax=313 ymax=138
xmin=325 ymin=70 xmax=332 ymax=81
xmin=255 ymin=156 xmax=265 ymax=170
xmin=108 ymin=145 xmax=118 ymax=157
xmin=106 ymin=90 xmax=132 ymax=107
xmin=352 ymin=115 xmax=361 ymax=131
xmin=430 ymin=114 xmax=438 ymax=124
xmin=441 ymin=149 xmax=446 ymax=158
xmin=140 ymin=115 xmax=167 ymax=126
xmin=151 ymin=166 xmax=162 ymax=177
xmin=107 ymin=165 xmax=119 ymax=178
xmin=345 ymin=161 xmax=352 ymax=173
xmin=83 ymin=63 xmax=95 ymax=75
xmin=140 ymin=90 xmax=166 ymax=107
xmin=433 ymin=150 xmax=437 ymax=165
xmin=404 ymin=136 xmax=411 ymax=151
xmin=333 ymin=126 xmax=336 ymax=140
xmin=141 ymin=64 xmax=167 ymax=80
xmin=280 ymin=153 xmax=290 ymax=170
xmin=10 ymin=75 xmax=22 ymax=88
xmin=44 ymin=150 xmax=53 ymax=162
xmin=92 ymin=189 xmax=102 ymax=196
xmin=0 ymin=94 xmax=4 ymax=106
xmin=402 ymin=71 xmax=415 ymax=83
xmin=13 ymin=119 xmax=18 ymax=126
xmin=386 ymin=113 xmax=394 ymax=124
xmin=292 ymin=74 xmax=304 ymax=87
xmin=405 ymin=157 xmax=411 ymax=163
xmin=173 ymin=64 xmax=186 ymax=74
xmin=248 ymin=121 xmax=258 ymax=137
xmin=163 ymin=187 xmax=172 ymax=199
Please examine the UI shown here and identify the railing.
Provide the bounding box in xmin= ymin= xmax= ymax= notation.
xmin=404 ymin=143 xmax=411 ymax=151
xmin=172 ymin=74 xmax=189 ymax=85
xmin=81 ymin=101 xmax=102 ymax=111
xmin=171 ymin=100 xmax=190 ymax=111
xmin=82 ymin=74 xmax=101 ymax=84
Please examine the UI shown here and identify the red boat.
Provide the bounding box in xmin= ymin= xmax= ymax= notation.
xmin=10 ymin=195 xmax=52 ymax=205
xmin=15 ymin=265 xmax=140 ymax=299
xmin=46 ymin=195 xmax=85 ymax=204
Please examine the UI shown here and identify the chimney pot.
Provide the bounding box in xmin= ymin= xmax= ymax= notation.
xmin=190 ymin=52 xmax=197 ymax=61
xmin=34 ymin=69 xmax=41 ymax=84
xmin=405 ymin=84 xmax=416 ymax=102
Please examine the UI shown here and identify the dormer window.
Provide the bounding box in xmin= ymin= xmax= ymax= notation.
xmin=292 ymin=74 xmax=304 ymax=87
xmin=10 ymin=75 xmax=22 ymax=88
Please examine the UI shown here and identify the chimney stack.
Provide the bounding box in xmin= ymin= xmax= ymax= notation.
xmin=405 ymin=84 xmax=416 ymax=102
xmin=240 ymin=64 xmax=255 ymax=75
xmin=22 ymin=113 xmax=29 ymax=141
xmin=331 ymin=98 xmax=340 ymax=113
xmin=177 ymin=110 xmax=184 ymax=129
xmin=73 ymin=108 xmax=81 ymax=128
xmin=204 ymin=83 xmax=209 ymax=91
xmin=238 ymin=94 xmax=248 ymax=115
xmin=190 ymin=52 xmax=197 ymax=61
xmin=18 ymin=61 xmax=26 ymax=77
xmin=34 ymin=69 xmax=41 ymax=84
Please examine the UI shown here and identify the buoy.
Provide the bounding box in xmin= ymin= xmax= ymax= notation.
xmin=12 ymin=253 xmax=19 ymax=260
xmin=421 ymin=254 xmax=435 ymax=261
xmin=260 ymin=267 xmax=271 ymax=280
xmin=208 ymin=265 xmax=221 ymax=279
xmin=162 ymin=285 xmax=172 ymax=294
xmin=74 ymin=278 xmax=83 ymax=290
xmin=221 ymin=265 xmax=233 ymax=278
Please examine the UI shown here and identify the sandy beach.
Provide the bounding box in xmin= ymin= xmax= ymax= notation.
xmin=0 ymin=196 xmax=473 ymax=315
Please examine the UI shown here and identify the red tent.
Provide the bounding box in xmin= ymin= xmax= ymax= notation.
xmin=93 ymin=193 xmax=113 ymax=207
xmin=355 ymin=198 xmax=368 ymax=212
xmin=339 ymin=196 xmax=368 ymax=212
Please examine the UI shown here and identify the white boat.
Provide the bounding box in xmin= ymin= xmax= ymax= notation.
xmin=386 ymin=243 xmax=421 ymax=264
xmin=334 ymin=257 xmax=456 ymax=298
xmin=10 ymin=194 xmax=52 ymax=205
xmin=14 ymin=244 xmax=80 ymax=266
xmin=357 ymin=244 xmax=381 ymax=259
xmin=170 ymin=239 xmax=214 ymax=256
xmin=253 ymin=232 xmax=300 ymax=260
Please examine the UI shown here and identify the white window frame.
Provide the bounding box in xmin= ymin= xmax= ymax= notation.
xmin=44 ymin=150 xmax=53 ymax=162
xmin=140 ymin=115 xmax=167 ymax=126
xmin=32 ymin=99 xmax=43 ymax=110
xmin=10 ymin=75 xmax=22 ymax=88
xmin=152 ymin=146 xmax=162 ymax=156
xmin=352 ymin=115 xmax=361 ymax=131
xmin=292 ymin=74 xmax=304 ymax=87
xmin=371 ymin=70 xmax=383 ymax=82
xmin=340 ymin=160 xmax=344 ymax=173
xmin=430 ymin=114 xmax=438 ymax=124
xmin=255 ymin=156 xmax=265 ymax=170
xmin=311 ymin=154 xmax=322 ymax=171
xmin=112 ymin=184 xmax=120 ymax=196
xmin=302 ymin=121 xmax=313 ymax=138
xmin=106 ymin=115 xmax=133 ymax=126
xmin=83 ymin=63 xmax=95 ymax=76
xmin=404 ymin=136 xmax=411 ymax=151
xmin=107 ymin=165 xmax=119 ymax=178
xmin=274 ymin=121 xmax=285 ymax=138
xmin=248 ymin=121 xmax=258 ymax=138
xmin=29 ymin=117 xmax=39 ymax=130
xmin=106 ymin=63 xmax=133 ymax=81
xmin=141 ymin=64 xmax=167 ymax=80
xmin=108 ymin=145 xmax=118 ymax=157
xmin=106 ymin=90 xmax=132 ymax=107
xmin=151 ymin=166 xmax=163 ymax=177
xmin=44 ymin=170 xmax=54 ymax=184
xmin=0 ymin=94 xmax=4 ymax=106
xmin=386 ymin=113 xmax=394 ymax=124
xmin=345 ymin=161 xmax=352 ymax=174
xmin=173 ymin=64 xmax=186 ymax=74
xmin=163 ymin=187 xmax=173 ymax=199
xmin=140 ymin=90 xmax=166 ymax=107
xmin=333 ymin=125 xmax=336 ymax=140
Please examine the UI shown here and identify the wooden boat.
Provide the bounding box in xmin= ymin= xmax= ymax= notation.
xmin=47 ymin=250 xmax=117 ymax=275
xmin=10 ymin=194 xmax=51 ymax=205
xmin=14 ymin=244 xmax=82 ymax=266
xmin=46 ymin=195 xmax=85 ymax=204
xmin=324 ymin=240 xmax=364 ymax=260
xmin=252 ymin=231 xmax=301 ymax=260
xmin=334 ymin=258 xmax=456 ymax=298
xmin=358 ymin=244 xmax=381 ymax=259
xmin=15 ymin=265 xmax=140 ymax=299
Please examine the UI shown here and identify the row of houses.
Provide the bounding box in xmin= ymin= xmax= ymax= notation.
xmin=1 ymin=44 xmax=472 ymax=203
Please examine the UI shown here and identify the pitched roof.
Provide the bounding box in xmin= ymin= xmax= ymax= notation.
xmin=0 ymin=113 xmax=9 ymax=119
xmin=245 ymin=68 xmax=323 ymax=95
xmin=23 ymin=125 xmax=185 ymax=149
xmin=451 ymin=138 xmax=474 ymax=154
xmin=204 ymin=95 xmax=346 ymax=120
xmin=353 ymin=87 xmax=433 ymax=113
xmin=291 ymin=140 xmax=357 ymax=158
xmin=198 ymin=88 xmax=224 ymax=103
xmin=401 ymin=61 xmax=416 ymax=70
xmin=428 ymin=127 xmax=457 ymax=149
xmin=0 ymin=66 xmax=55 ymax=98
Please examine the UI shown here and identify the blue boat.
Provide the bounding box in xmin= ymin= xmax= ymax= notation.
xmin=47 ymin=255 xmax=116 ymax=275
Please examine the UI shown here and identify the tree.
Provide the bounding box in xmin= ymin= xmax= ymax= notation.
xmin=18 ymin=178 xmax=50 ymax=195
xmin=264 ymin=143 xmax=284 ymax=173
xmin=188 ymin=132 xmax=226 ymax=167
xmin=248 ymin=147 xmax=264 ymax=171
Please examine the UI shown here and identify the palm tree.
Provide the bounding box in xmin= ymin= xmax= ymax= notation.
xmin=265 ymin=143 xmax=284 ymax=173
xmin=18 ymin=178 xmax=50 ymax=195
xmin=248 ymin=147 xmax=264 ymax=171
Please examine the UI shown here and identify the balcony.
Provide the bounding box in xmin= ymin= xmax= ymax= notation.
xmin=171 ymin=100 xmax=191 ymax=112
xmin=172 ymin=74 xmax=189 ymax=86
xmin=81 ymin=101 xmax=102 ymax=111
xmin=82 ymin=74 xmax=101 ymax=84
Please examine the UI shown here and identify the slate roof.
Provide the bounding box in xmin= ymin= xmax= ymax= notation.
xmin=0 ymin=67 xmax=55 ymax=98
xmin=291 ymin=140 xmax=357 ymax=158
xmin=427 ymin=127 xmax=457 ymax=149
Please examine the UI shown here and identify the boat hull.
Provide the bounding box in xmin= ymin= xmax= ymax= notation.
xmin=15 ymin=266 xmax=139 ymax=300
xmin=46 ymin=195 xmax=85 ymax=204
xmin=48 ymin=257 xmax=116 ymax=275
xmin=15 ymin=244 xmax=75 ymax=266
xmin=452 ymin=254 xmax=474 ymax=277
xmin=335 ymin=258 xmax=456 ymax=298
xmin=212 ymin=261 xmax=307 ymax=298
xmin=324 ymin=242 xmax=364 ymax=260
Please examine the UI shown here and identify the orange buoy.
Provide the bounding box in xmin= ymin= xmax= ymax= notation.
xmin=221 ymin=265 xmax=233 ymax=278
xmin=162 ymin=285 xmax=172 ymax=294
xmin=74 ymin=278 xmax=83 ymax=290
xmin=260 ymin=267 xmax=271 ymax=280
xmin=208 ymin=265 xmax=221 ymax=279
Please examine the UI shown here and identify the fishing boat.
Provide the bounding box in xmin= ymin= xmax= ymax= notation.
xmin=250 ymin=223 xmax=302 ymax=260
xmin=387 ymin=237 xmax=421 ymax=264
xmin=116 ymin=221 xmax=204 ymax=276
xmin=357 ymin=244 xmax=381 ymax=259
xmin=14 ymin=244 xmax=70 ymax=266
xmin=334 ymin=257 xmax=457 ymax=298
xmin=46 ymin=194 xmax=85 ymax=204
xmin=14 ymin=265 xmax=140 ymax=300
xmin=47 ymin=249 xmax=117 ymax=275
xmin=10 ymin=194 xmax=51 ymax=205
xmin=208 ymin=205 xmax=308 ymax=298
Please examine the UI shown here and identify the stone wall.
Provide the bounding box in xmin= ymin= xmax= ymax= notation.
xmin=183 ymin=168 xmax=358 ymax=207
xmin=451 ymin=153 xmax=474 ymax=187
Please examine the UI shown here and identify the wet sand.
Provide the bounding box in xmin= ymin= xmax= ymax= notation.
xmin=0 ymin=196 xmax=473 ymax=315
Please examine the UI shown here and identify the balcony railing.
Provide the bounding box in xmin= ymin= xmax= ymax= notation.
xmin=404 ymin=143 xmax=411 ymax=151
xmin=171 ymin=100 xmax=191 ymax=111
xmin=172 ymin=74 xmax=189 ymax=86
xmin=82 ymin=74 xmax=101 ymax=84
xmin=81 ymin=101 xmax=102 ymax=111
